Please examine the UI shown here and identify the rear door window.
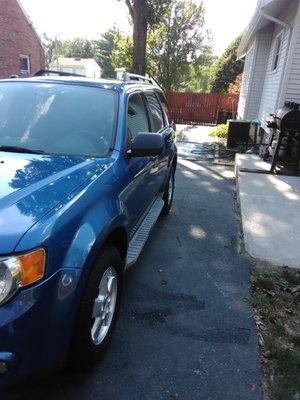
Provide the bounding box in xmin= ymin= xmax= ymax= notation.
xmin=145 ymin=93 xmax=164 ymax=132
xmin=155 ymin=91 xmax=169 ymax=126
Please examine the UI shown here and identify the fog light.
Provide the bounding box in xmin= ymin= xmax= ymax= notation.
xmin=0 ymin=361 xmax=8 ymax=375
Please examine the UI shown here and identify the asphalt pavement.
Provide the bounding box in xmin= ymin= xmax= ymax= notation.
xmin=7 ymin=127 xmax=261 ymax=400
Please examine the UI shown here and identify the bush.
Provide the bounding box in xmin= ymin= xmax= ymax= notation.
xmin=209 ymin=124 xmax=228 ymax=139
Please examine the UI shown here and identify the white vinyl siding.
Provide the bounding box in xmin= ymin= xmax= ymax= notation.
xmin=258 ymin=25 xmax=290 ymax=125
xmin=257 ymin=1 xmax=298 ymax=125
xmin=246 ymin=30 xmax=272 ymax=120
xmin=238 ymin=42 xmax=255 ymax=119
xmin=283 ymin=5 xmax=300 ymax=104
xmin=237 ymin=0 xmax=300 ymax=127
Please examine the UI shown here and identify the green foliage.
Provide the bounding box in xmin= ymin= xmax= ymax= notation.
xmin=62 ymin=38 xmax=94 ymax=58
xmin=43 ymin=34 xmax=57 ymax=67
xmin=147 ymin=0 xmax=212 ymax=90
xmin=120 ymin=0 xmax=173 ymax=74
xmin=290 ymin=334 xmax=300 ymax=347
xmin=273 ymin=347 xmax=300 ymax=372
xmin=273 ymin=376 xmax=300 ymax=400
xmin=120 ymin=0 xmax=172 ymax=29
xmin=186 ymin=50 xmax=216 ymax=92
xmin=209 ymin=124 xmax=228 ymax=139
xmin=208 ymin=36 xmax=244 ymax=93
xmin=250 ymin=267 xmax=300 ymax=400
xmin=44 ymin=36 xmax=94 ymax=67
xmin=281 ymin=269 xmax=300 ymax=285
xmin=274 ymin=322 xmax=286 ymax=336
xmin=92 ymin=28 xmax=119 ymax=78
xmin=248 ymin=292 xmax=282 ymax=311
xmin=43 ymin=0 xmax=214 ymax=90
xmin=111 ymin=32 xmax=133 ymax=72
xmin=44 ymin=30 xmax=130 ymax=78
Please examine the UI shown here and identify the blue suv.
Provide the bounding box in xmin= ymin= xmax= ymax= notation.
xmin=0 ymin=72 xmax=177 ymax=388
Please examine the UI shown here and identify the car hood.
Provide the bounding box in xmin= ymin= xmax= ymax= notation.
xmin=0 ymin=152 xmax=108 ymax=254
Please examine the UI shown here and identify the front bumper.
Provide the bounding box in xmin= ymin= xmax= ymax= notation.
xmin=0 ymin=268 xmax=83 ymax=390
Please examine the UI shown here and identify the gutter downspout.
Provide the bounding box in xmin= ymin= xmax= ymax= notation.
xmin=259 ymin=10 xmax=292 ymax=109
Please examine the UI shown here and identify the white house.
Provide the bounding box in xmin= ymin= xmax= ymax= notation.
xmin=237 ymin=0 xmax=300 ymax=129
xmin=50 ymin=57 xmax=102 ymax=78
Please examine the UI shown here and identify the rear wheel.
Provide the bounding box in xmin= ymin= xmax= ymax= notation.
xmin=69 ymin=246 xmax=123 ymax=369
xmin=162 ymin=166 xmax=175 ymax=215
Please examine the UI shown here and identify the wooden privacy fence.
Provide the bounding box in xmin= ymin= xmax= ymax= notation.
xmin=166 ymin=91 xmax=240 ymax=125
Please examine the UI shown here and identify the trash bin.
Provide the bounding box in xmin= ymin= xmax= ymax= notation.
xmin=226 ymin=120 xmax=250 ymax=148
xmin=217 ymin=109 xmax=233 ymax=124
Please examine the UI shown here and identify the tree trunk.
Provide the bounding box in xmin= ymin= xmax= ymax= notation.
xmin=132 ymin=0 xmax=147 ymax=75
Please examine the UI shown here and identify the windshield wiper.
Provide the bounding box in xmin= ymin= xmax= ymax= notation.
xmin=0 ymin=146 xmax=45 ymax=154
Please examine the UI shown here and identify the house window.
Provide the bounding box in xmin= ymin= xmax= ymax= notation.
xmin=19 ymin=55 xmax=30 ymax=75
xmin=272 ymin=34 xmax=282 ymax=71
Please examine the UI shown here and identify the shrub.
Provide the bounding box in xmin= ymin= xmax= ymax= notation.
xmin=209 ymin=124 xmax=228 ymax=139
xmin=248 ymin=292 xmax=281 ymax=312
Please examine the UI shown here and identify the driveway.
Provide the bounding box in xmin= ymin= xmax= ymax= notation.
xmin=7 ymin=126 xmax=261 ymax=400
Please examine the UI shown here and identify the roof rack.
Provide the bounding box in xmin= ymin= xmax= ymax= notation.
xmin=33 ymin=69 xmax=86 ymax=77
xmin=123 ymin=73 xmax=154 ymax=85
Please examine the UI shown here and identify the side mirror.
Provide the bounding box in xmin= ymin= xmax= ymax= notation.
xmin=129 ymin=133 xmax=164 ymax=157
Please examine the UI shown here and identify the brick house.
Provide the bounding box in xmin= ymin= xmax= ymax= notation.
xmin=0 ymin=0 xmax=44 ymax=78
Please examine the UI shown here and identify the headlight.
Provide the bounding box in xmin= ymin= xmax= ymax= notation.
xmin=0 ymin=248 xmax=46 ymax=305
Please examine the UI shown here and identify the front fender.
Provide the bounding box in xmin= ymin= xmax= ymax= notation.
xmin=15 ymin=157 xmax=129 ymax=279
xmin=60 ymin=208 xmax=127 ymax=271
xmin=16 ymin=195 xmax=128 ymax=277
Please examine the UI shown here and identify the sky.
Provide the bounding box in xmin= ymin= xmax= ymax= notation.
xmin=20 ymin=0 xmax=258 ymax=55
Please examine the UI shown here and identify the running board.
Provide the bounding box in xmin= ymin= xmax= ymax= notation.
xmin=126 ymin=198 xmax=164 ymax=269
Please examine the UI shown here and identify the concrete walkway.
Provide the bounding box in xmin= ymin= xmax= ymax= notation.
xmin=176 ymin=125 xmax=217 ymax=161
xmin=236 ymin=154 xmax=300 ymax=269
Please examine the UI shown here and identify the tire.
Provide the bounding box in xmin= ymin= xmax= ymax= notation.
xmin=68 ymin=245 xmax=123 ymax=370
xmin=161 ymin=166 xmax=175 ymax=215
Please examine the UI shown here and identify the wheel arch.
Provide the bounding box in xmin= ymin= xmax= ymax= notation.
xmin=103 ymin=227 xmax=128 ymax=262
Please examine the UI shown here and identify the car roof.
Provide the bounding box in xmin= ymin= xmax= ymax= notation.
xmin=0 ymin=75 xmax=163 ymax=94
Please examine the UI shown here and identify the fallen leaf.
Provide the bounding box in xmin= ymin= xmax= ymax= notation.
xmin=161 ymin=279 xmax=168 ymax=285
xmin=285 ymin=308 xmax=295 ymax=315
xmin=156 ymin=268 xmax=164 ymax=273
xmin=289 ymin=286 xmax=300 ymax=294
xmin=262 ymin=350 xmax=271 ymax=358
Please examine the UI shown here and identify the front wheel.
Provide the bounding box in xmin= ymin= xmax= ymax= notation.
xmin=68 ymin=246 xmax=123 ymax=370
xmin=161 ymin=166 xmax=175 ymax=215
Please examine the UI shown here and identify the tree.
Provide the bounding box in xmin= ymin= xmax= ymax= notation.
xmin=147 ymin=0 xmax=211 ymax=91
xmin=61 ymin=38 xmax=94 ymax=58
xmin=92 ymin=28 xmax=119 ymax=78
xmin=186 ymin=64 xmax=212 ymax=93
xmin=43 ymin=36 xmax=94 ymax=67
xmin=43 ymin=34 xmax=58 ymax=68
xmin=208 ymin=35 xmax=244 ymax=93
xmin=228 ymin=73 xmax=243 ymax=94
xmin=122 ymin=0 xmax=171 ymax=75
xmin=111 ymin=32 xmax=133 ymax=72
xmin=44 ymin=34 xmax=121 ymax=78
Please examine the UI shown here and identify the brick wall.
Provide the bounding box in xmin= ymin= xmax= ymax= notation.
xmin=0 ymin=0 xmax=44 ymax=78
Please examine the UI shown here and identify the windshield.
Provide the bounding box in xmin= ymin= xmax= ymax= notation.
xmin=0 ymin=82 xmax=117 ymax=157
